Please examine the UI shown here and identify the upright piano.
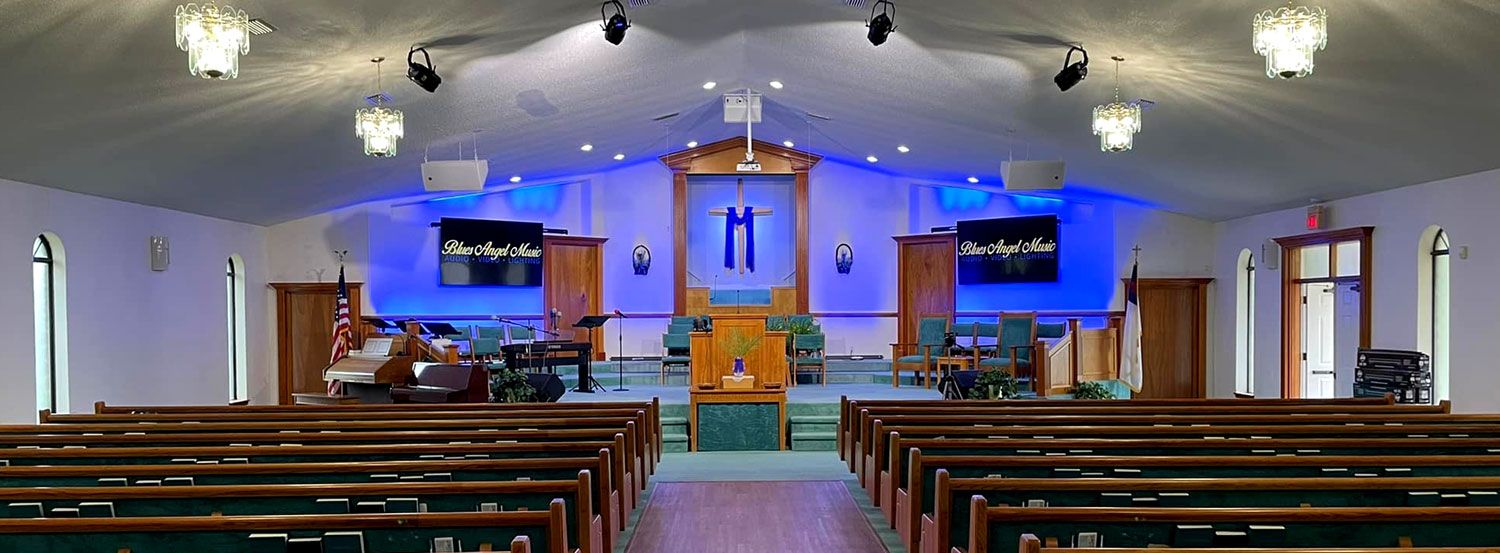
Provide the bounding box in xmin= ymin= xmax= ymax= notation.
xmin=501 ymin=340 xmax=594 ymax=393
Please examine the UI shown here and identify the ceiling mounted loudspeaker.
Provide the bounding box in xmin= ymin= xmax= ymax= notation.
xmin=1261 ymin=238 xmax=1281 ymax=270
xmin=723 ymin=94 xmax=762 ymax=123
xmin=421 ymin=159 xmax=488 ymax=192
xmin=1001 ymin=160 xmax=1066 ymax=191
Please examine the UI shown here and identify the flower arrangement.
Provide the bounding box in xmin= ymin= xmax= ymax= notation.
xmin=968 ymin=370 xmax=1019 ymax=400
xmin=1072 ymin=380 xmax=1115 ymax=400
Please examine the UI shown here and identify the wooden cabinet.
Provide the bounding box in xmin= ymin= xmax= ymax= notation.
xmin=272 ymin=282 xmax=362 ymax=405
xmin=1130 ymin=278 xmax=1212 ymax=399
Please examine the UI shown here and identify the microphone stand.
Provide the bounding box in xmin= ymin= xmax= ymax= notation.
xmin=494 ymin=317 xmax=558 ymax=375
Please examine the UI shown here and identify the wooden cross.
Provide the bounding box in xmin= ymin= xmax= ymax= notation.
xmin=708 ymin=178 xmax=773 ymax=275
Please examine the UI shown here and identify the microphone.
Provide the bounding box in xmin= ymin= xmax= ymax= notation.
xmin=613 ymin=309 xmax=628 ymax=319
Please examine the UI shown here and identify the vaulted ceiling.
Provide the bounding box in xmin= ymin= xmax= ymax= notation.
xmin=2 ymin=0 xmax=1498 ymax=224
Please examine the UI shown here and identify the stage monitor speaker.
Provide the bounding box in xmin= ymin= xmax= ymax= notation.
xmin=526 ymin=373 xmax=566 ymax=403
xmin=1001 ymin=160 xmax=1066 ymax=191
xmin=421 ymin=159 xmax=489 ymax=192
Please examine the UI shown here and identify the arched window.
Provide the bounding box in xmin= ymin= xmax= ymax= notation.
xmin=1430 ymin=230 xmax=1450 ymax=402
xmin=1234 ymin=249 xmax=1256 ymax=397
xmin=226 ymin=255 xmax=249 ymax=401
xmin=33 ymin=234 xmax=69 ymax=414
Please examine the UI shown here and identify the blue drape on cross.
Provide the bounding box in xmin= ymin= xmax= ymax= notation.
xmin=723 ymin=207 xmax=756 ymax=272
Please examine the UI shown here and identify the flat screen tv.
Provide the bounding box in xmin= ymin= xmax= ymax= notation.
xmin=438 ymin=217 xmax=544 ymax=286
xmin=956 ymin=215 xmax=1060 ymax=284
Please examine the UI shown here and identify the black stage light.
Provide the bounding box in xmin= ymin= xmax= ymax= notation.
xmin=1054 ymin=45 xmax=1088 ymax=92
xmin=602 ymin=0 xmax=631 ymax=46
xmin=866 ymin=0 xmax=897 ymax=46
xmin=406 ymin=46 xmax=442 ymax=93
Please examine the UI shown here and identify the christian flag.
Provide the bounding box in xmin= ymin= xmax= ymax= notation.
xmin=1120 ymin=260 xmax=1144 ymax=393
xmin=326 ymin=266 xmax=353 ymax=396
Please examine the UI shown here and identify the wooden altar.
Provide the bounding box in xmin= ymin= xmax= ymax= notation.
xmin=688 ymin=313 xmax=789 ymax=389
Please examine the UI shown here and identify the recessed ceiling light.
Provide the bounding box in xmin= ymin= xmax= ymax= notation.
xmin=687 ymin=140 xmax=699 ymax=148
xmin=613 ymin=153 xmax=626 ymax=161
xmin=967 ymin=176 xmax=980 ymax=184
xmin=510 ymin=175 xmax=523 ymax=183
xmin=782 ymin=140 xmax=795 ymax=148
xmin=580 ymin=143 xmax=594 ymax=152
xmin=702 ymin=81 xmax=717 ymax=90
xmin=769 ymin=80 xmax=784 ymax=89
xmin=896 ymin=145 xmax=910 ymax=153
xmin=866 ymin=155 xmax=879 ymax=163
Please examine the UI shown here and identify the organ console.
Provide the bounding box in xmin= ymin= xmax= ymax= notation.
xmin=322 ymin=335 xmax=418 ymax=404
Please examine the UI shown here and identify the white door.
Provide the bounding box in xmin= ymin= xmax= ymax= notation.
xmin=1333 ymin=282 xmax=1362 ymax=398
xmin=1301 ymin=283 xmax=1336 ymax=399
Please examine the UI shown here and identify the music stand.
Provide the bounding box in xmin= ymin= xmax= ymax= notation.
xmin=572 ymin=316 xmax=612 ymax=393
xmin=364 ymin=318 xmax=399 ymax=334
xmin=419 ymin=322 xmax=461 ymax=338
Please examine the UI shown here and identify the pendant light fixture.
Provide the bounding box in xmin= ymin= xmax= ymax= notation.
xmin=354 ymin=57 xmax=405 ymax=158
xmin=1091 ymin=56 xmax=1142 ymax=153
xmin=174 ymin=2 xmax=251 ymax=79
xmin=1253 ymin=1 xmax=1328 ymax=79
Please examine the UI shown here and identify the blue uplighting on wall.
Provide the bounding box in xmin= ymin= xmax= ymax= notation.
xmin=509 ymin=183 xmax=564 ymax=213
xmin=936 ymin=186 xmax=991 ymax=211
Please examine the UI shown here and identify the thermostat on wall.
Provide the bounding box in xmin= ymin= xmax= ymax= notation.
xmin=149 ymin=236 xmax=170 ymax=272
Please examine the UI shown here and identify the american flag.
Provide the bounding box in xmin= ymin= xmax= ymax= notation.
xmin=327 ymin=265 xmax=352 ymax=396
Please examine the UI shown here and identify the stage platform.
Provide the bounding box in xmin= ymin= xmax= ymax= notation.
xmin=557 ymin=382 xmax=941 ymax=405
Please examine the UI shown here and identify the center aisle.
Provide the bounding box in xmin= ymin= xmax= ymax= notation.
xmin=620 ymin=452 xmax=897 ymax=552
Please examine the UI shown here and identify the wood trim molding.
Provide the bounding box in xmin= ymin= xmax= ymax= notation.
xmin=672 ymin=171 xmax=688 ymax=315
xmin=1274 ymin=227 xmax=1374 ymax=398
xmin=659 ymin=137 xmax=823 ymax=172
xmin=795 ymin=170 xmax=810 ymax=313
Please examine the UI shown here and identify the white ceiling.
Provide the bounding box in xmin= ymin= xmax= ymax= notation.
xmin=2 ymin=0 xmax=1499 ymax=225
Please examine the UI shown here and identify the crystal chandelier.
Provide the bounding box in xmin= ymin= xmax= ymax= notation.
xmin=1252 ymin=2 xmax=1328 ymax=79
xmin=1092 ymin=56 xmax=1142 ymax=153
xmin=354 ymin=58 xmax=404 ymax=158
xmin=174 ymin=2 xmax=251 ymax=80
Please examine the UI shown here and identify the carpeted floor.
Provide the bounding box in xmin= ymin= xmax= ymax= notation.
xmin=616 ymin=451 xmax=900 ymax=552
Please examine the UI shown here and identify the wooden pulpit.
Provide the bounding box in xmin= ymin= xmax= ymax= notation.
xmin=687 ymin=314 xmax=789 ymax=389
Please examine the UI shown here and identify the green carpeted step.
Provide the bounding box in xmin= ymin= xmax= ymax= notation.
xmin=790 ymin=431 xmax=838 ymax=451
xmin=789 ymin=415 xmax=840 ymax=434
xmin=662 ymin=433 xmax=689 ymax=453
xmin=788 ymin=415 xmax=839 ymax=423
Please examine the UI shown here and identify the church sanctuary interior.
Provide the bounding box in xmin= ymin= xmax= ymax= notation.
xmin=7 ymin=1 xmax=1500 ymax=552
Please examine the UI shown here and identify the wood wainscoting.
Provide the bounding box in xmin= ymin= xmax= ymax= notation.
xmin=543 ymin=235 xmax=607 ymax=360
xmin=1128 ymin=277 xmax=1213 ymax=399
xmin=894 ymin=234 xmax=956 ymax=346
xmin=272 ymin=282 xmax=363 ymax=405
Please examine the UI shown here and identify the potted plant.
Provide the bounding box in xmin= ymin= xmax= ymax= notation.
xmin=1071 ymin=380 xmax=1115 ymax=400
xmin=490 ymin=367 xmax=538 ymax=403
xmin=967 ymin=369 xmax=1018 ymax=400
xmin=723 ymin=330 xmax=762 ymax=377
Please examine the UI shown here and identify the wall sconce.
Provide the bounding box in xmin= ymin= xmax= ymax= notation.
xmin=632 ymin=244 xmax=652 ymax=275
xmin=835 ymin=243 xmax=854 ymax=274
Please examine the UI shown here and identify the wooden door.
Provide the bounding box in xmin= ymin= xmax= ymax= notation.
xmin=894 ymin=234 xmax=956 ymax=346
xmin=543 ymin=236 xmax=607 ymax=360
xmin=273 ymin=282 xmax=362 ymax=404
xmin=1133 ymin=278 xmax=1211 ymax=399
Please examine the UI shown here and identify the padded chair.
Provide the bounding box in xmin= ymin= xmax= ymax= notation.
xmin=789 ymin=333 xmax=828 ymax=386
xmin=977 ymin=312 xmax=1039 ymax=392
xmin=667 ymin=323 xmax=695 ymax=335
xmin=891 ymin=315 xmax=949 ymax=388
xmin=507 ymin=325 xmax=536 ymax=344
xmin=660 ymin=333 xmax=692 ymax=384
xmin=471 ymin=327 xmax=505 ymax=364
xmin=670 ymin=315 xmax=697 ymax=327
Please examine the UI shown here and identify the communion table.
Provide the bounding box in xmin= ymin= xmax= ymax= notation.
xmin=687 ymin=313 xmax=790 ymax=451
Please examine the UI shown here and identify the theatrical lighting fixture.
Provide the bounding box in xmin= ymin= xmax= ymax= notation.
xmin=702 ymin=81 xmax=717 ymax=90
xmin=601 ymin=0 xmax=631 ymax=46
xmin=896 ymin=145 xmax=910 ymax=153
xmin=866 ymin=155 xmax=879 ymax=163
xmin=1253 ymin=2 xmax=1328 ymax=79
xmin=580 ymin=143 xmax=594 ymax=152
xmin=613 ymin=153 xmax=626 ymax=161
xmin=1092 ymin=56 xmax=1142 ymax=153
xmin=174 ymin=2 xmax=251 ymax=79
xmin=406 ymin=46 xmax=442 ymax=93
xmin=354 ymin=57 xmax=404 ymax=158
xmin=782 ymin=140 xmax=795 ymax=148
xmin=510 ymin=175 xmax=523 ymax=183
xmin=865 ymin=0 xmax=897 ymax=46
xmin=769 ymin=80 xmax=784 ymax=89
xmin=1054 ymin=45 xmax=1088 ymax=92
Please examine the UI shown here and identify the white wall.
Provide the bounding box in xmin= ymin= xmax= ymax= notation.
xmin=1211 ymin=167 xmax=1499 ymax=411
xmin=0 ymin=177 xmax=270 ymax=421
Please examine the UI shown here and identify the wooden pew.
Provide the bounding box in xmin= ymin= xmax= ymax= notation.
xmin=0 ymin=504 xmax=569 ymax=553
xmin=913 ymin=454 xmax=1500 ymax=553
xmin=0 ymin=455 xmax=620 ymax=551
xmin=966 ymin=503 xmax=1500 ymax=553
xmin=928 ymin=475 xmax=1500 ymax=553
xmin=92 ymin=400 xmax=663 ymax=463
xmin=1016 ymin=534 xmax=1498 ymax=553
xmin=882 ymin=435 xmax=1500 ymax=534
xmin=0 ymin=475 xmax=604 ymax=553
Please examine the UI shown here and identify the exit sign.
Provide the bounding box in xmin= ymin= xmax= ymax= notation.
xmin=1307 ymin=205 xmax=1327 ymax=230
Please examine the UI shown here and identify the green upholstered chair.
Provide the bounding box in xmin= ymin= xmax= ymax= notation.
xmin=977 ymin=312 xmax=1039 ymax=392
xmin=891 ymin=315 xmax=949 ymax=388
xmin=766 ymin=315 xmax=788 ymax=331
xmin=666 ymin=323 xmax=695 ymax=335
xmin=660 ymin=333 xmax=692 ymax=384
xmin=507 ymin=325 xmax=536 ymax=344
xmin=789 ymin=333 xmax=827 ymax=386
xmin=670 ymin=315 xmax=697 ymax=327
xmin=788 ymin=314 xmax=815 ymax=328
